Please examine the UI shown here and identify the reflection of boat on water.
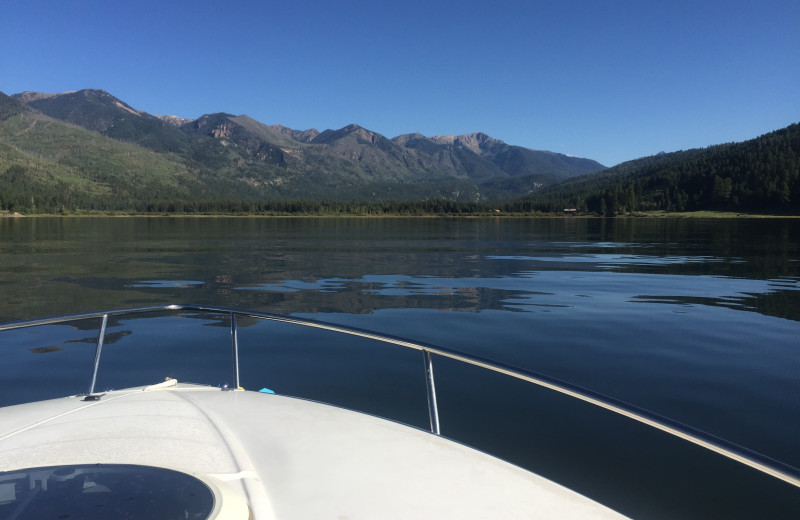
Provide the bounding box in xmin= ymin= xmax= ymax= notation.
xmin=1 ymin=304 xmax=798 ymax=519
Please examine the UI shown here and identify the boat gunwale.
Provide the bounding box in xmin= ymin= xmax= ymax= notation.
xmin=1 ymin=303 xmax=798 ymax=488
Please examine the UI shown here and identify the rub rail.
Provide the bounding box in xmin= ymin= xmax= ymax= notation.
xmin=2 ymin=303 xmax=798 ymax=488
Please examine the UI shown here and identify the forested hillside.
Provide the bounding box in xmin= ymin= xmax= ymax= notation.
xmin=0 ymin=93 xmax=206 ymax=212
xmin=515 ymin=123 xmax=800 ymax=215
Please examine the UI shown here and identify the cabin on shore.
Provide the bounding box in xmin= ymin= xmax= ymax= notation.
xmin=563 ymin=208 xmax=577 ymax=215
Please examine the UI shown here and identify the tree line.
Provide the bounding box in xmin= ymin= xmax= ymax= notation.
xmin=521 ymin=123 xmax=800 ymax=215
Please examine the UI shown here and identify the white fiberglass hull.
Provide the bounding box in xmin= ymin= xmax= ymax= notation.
xmin=0 ymin=383 xmax=627 ymax=519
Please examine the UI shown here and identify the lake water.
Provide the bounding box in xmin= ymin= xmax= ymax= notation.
xmin=1 ymin=216 xmax=799 ymax=518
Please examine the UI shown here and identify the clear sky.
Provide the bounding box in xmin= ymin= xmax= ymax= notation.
xmin=2 ymin=0 xmax=798 ymax=166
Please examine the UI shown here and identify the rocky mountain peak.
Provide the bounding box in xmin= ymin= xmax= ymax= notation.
xmin=426 ymin=132 xmax=505 ymax=154
xmin=428 ymin=134 xmax=456 ymax=146
xmin=12 ymin=91 xmax=69 ymax=103
xmin=312 ymin=123 xmax=387 ymax=146
xmin=154 ymin=114 xmax=195 ymax=127
xmin=272 ymin=125 xmax=320 ymax=143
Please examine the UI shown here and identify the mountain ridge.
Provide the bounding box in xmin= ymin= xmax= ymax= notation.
xmin=2 ymin=88 xmax=608 ymax=210
xmin=10 ymin=89 xmax=604 ymax=181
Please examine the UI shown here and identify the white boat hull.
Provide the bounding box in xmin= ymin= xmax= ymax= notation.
xmin=0 ymin=383 xmax=627 ymax=519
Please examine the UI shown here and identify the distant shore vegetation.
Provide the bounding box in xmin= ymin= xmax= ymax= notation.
xmin=1 ymin=200 xmax=797 ymax=219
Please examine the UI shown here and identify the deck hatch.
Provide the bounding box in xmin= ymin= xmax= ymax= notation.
xmin=0 ymin=463 xmax=215 ymax=519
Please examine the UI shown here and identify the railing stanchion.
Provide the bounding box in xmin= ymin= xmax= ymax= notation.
xmin=231 ymin=312 xmax=241 ymax=389
xmin=423 ymin=350 xmax=441 ymax=435
xmin=87 ymin=313 xmax=108 ymax=395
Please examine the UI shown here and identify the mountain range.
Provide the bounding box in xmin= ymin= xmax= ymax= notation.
xmin=3 ymin=88 xmax=796 ymax=215
xmin=0 ymin=89 xmax=605 ymax=210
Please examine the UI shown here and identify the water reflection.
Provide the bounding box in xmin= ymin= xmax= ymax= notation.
xmin=488 ymin=253 xmax=742 ymax=267
xmin=129 ymin=280 xmax=205 ymax=288
xmin=1 ymin=217 xmax=800 ymax=507
xmin=2 ymin=217 xmax=798 ymax=322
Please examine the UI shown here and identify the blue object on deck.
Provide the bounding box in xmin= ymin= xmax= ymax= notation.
xmin=259 ymin=388 xmax=275 ymax=394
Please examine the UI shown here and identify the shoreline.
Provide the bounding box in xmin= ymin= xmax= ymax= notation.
xmin=2 ymin=211 xmax=799 ymax=219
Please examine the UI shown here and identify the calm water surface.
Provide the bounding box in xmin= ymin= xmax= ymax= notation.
xmin=1 ymin=216 xmax=799 ymax=518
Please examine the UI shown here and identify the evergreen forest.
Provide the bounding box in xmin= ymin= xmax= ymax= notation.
xmin=516 ymin=123 xmax=800 ymax=216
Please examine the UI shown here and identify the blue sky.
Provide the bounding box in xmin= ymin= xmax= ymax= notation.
xmin=2 ymin=0 xmax=798 ymax=166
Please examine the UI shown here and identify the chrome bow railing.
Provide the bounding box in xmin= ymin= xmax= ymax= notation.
xmin=1 ymin=303 xmax=798 ymax=489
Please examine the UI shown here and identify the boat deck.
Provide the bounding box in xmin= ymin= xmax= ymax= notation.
xmin=0 ymin=383 xmax=627 ymax=519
